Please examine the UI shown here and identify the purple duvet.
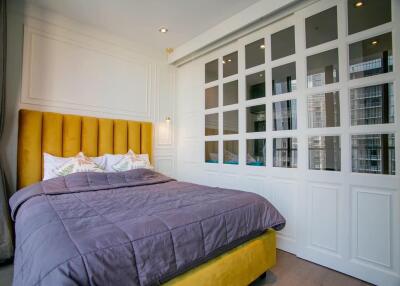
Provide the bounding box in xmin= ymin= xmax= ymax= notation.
xmin=10 ymin=169 xmax=285 ymax=286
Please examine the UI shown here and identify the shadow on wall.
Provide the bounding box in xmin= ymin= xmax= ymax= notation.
xmin=3 ymin=0 xmax=27 ymax=195
xmin=3 ymin=0 xmax=56 ymax=194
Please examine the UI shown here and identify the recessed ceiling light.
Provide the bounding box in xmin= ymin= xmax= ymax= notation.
xmin=158 ymin=27 xmax=168 ymax=33
xmin=260 ymin=44 xmax=265 ymax=49
xmin=227 ymin=59 xmax=232 ymax=62
xmin=354 ymin=1 xmax=364 ymax=8
xmin=165 ymin=48 xmax=174 ymax=54
xmin=371 ymin=40 xmax=378 ymax=45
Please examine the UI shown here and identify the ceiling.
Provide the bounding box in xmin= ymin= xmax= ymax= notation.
xmin=22 ymin=0 xmax=261 ymax=53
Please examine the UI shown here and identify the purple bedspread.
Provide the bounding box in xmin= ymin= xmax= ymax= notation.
xmin=10 ymin=169 xmax=285 ymax=286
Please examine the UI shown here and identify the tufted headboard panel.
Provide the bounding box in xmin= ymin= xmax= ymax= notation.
xmin=17 ymin=109 xmax=152 ymax=189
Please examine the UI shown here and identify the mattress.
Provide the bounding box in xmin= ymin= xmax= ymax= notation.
xmin=10 ymin=169 xmax=285 ymax=286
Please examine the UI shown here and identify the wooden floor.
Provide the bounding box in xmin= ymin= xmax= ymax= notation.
xmin=251 ymin=250 xmax=373 ymax=286
xmin=0 ymin=250 xmax=373 ymax=286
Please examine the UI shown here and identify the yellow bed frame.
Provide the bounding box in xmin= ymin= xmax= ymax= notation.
xmin=17 ymin=109 xmax=277 ymax=286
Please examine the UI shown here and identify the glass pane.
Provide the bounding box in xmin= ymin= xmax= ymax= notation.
xmin=247 ymin=105 xmax=266 ymax=132
xmin=352 ymin=134 xmax=395 ymax=175
xmin=205 ymin=86 xmax=218 ymax=109
xmin=309 ymin=136 xmax=341 ymax=171
xmin=273 ymin=138 xmax=297 ymax=168
xmin=348 ymin=0 xmax=391 ymax=35
xmin=205 ymin=141 xmax=218 ymax=163
xmin=223 ymin=52 xmax=238 ymax=77
xmin=247 ymin=139 xmax=266 ymax=166
xmin=272 ymin=62 xmax=297 ymax=95
xmin=351 ymin=83 xmax=394 ymax=126
xmin=223 ymin=110 xmax=238 ymax=135
xmin=271 ymin=26 xmax=295 ymax=61
xmin=205 ymin=59 xmax=218 ymax=83
xmin=246 ymin=39 xmax=265 ymax=69
xmin=308 ymin=92 xmax=340 ymax=128
xmin=246 ymin=71 xmax=265 ymax=100
xmin=224 ymin=140 xmax=239 ymax=165
xmin=349 ymin=32 xmax=393 ymax=80
xmin=205 ymin=113 xmax=218 ymax=136
xmin=306 ymin=6 xmax=338 ymax=48
xmin=307 ymin=48 xmax=339 ymax=88
xmin=273 ymin=100 xmax=297 ymax=131
xmin=223 ymin=80 xmax=238 ymax=106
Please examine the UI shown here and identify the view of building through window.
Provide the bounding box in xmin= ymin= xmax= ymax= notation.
xmin=352 ymin=134 xmax=395 ymax=175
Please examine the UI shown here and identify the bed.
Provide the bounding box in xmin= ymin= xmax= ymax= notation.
xmin=11 ymin=109 xmax=285 ymax=286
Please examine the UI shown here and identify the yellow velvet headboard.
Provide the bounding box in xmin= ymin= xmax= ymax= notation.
xmin=17 ymin=109 xmax=152 ymax=189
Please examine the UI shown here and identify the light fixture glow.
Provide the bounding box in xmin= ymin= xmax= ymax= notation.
xmin=354 ymin=1 xmax=364 ymax=8
xmin=222 ymin=60 xmax=226 ymax=64
xmin=371 ymin=40 xmax=378 ymax=45
xmin=165 ymin=116 xmax=171 ymax=123
xmin=158 ymin=27 xmax=168 ymax=33
xmin=227 ymin=59 xmax=232 ymax=62
xmin=259 ymin=73 xmax=263 ymax=77
xmin=260 ymin=44 xmax=265 ymax=49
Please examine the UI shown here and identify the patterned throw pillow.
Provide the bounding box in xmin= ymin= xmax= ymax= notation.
xmin=136 ymin=154 xmax=153 ymax=169
xmin=43 ymin=153 xmax=73 ymax=180
xmin=55 ymin=152 xmax=104 ymax=176
xmin=112 ymin=150 xmax=151 ymax=172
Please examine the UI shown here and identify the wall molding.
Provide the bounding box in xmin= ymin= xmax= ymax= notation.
xmin=154 ymin=155 xmax=175 ymax=177
xmin=309 ymin=183 xmax=339 ymax=255
xmin=4 ymin=4 xmax=177 ymax=193
xmin=21 ymin=23 xmax=155 ymax=120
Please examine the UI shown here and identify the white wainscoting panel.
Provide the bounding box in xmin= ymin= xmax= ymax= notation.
xmin=155 ymin=122 xmax=173 ymax=146
xmin=155 ymin=156 xmax=175 ymax=178
xmin=204 ymin=171 xmax=222 ymax=187
xmin=242 ymin=176 xmax=267 ymax=198
xmin=270 ymin=178 xmax=297 ymax=241
xmin=309 ymin=183 xmax=339 ymax=254
xmin=352 ymin=186 xmax=392 ymax=268
xmin=180 ymin=139 xmax=202 ymax=164
xmin=218 ymin=173 xmax=239 ymax=190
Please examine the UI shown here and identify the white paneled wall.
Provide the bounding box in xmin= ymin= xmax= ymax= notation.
xmin=3 ymin=3 xmax=176 ymax=191
xmin=21 ymin=24 xmax=152 ymax=119
xmin=175 ymin=1 xmax=400 ymax=285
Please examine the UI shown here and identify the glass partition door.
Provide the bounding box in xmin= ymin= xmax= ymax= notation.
xmin=198 ymin=1 xmax=398 ymax=284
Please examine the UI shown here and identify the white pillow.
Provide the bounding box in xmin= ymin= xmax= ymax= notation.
xmin=225 ymin=151 xmax=238 ymax=162
xmin=55 ymin=152 xmax=104 ymax=176
xmin=100 ymin=154 xmax=125 ymax=172
xmin=43 ymin=152 xmax=106 ymax=180
xmin=112 ymin=150 xmax=153 ymax=172
xmin=91 ymin=155 xmax=108 ymax=170
xmin=43 ymin=153 xmax=72 ymax=180
xmin=136 ymin=153 xmax=153 ymax=169
xmin=43 ymin=151 xmax=153 ymax=180
xmin=209 ymin=153 xmax=218 ymax=161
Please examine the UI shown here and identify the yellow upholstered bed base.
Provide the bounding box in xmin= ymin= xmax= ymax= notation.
xmin=165 ymin=230 xmax=276 ymax=286
xmin=17 ymin=109 xmax=152 ymax=189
